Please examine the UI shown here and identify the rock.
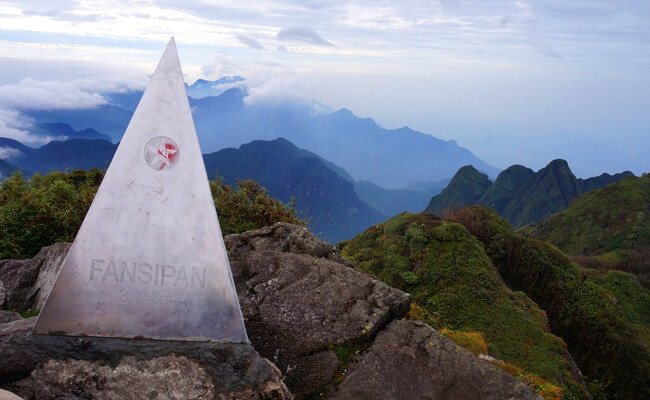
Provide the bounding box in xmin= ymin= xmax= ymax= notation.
xmin=225 ymin=223 xmax=350 ymax=265
xmin=24 ymin=243 xmax=70 ymax=311
xmin=226 ymin=224 xmax=411 ymax=397
xmin=0 ymin=281 xmax=5 ymax=309
xmin=327 ymin=320 xmax=543 ymax=400
xmin=0 ymin=311 xmax=21 ymax=324
xmin=0 ymin=243 xmax=71 ymax=311
xmin=0 ymin=318 xmax=291 ymax=400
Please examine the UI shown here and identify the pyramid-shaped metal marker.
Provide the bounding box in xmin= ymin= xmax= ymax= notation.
xmin=33 ymin=38 xmax=248 ymax=343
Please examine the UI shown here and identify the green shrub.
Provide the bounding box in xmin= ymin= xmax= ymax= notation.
xmin=0 ymin=170 xmax=304 ymax=259
xmin=341 ymin=212 xmax=586 ymax=399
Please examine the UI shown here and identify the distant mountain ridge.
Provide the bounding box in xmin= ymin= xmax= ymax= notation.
xmin=21 ymin=78 xmax=498 ymax=188
xmin=203 ymin=137 xmax=384 ymax=243
xmin=1 ymin=136 xmax=429 ymax=243
xmin=185 ymin=76 xmax=245 ymax=99
xmin=31 ymin=123 xmax=112 ymax=142
xmin=426 ymin=160 xmax=634 ymax=227
xmin=0 ymin=137 xmax=117 ymax=175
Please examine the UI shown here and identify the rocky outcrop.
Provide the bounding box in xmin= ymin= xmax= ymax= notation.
xmin=328 ymin=320 xmax=543 ymax=400
xmin=0 ymin=318 xmax=291 ymax=400
xmin=0 ymin=223 xmax=558 ymax=399
xmin=225 ymin=223 xmax=412 ymax=397
xmin=0 ymin=243 xmax=70 ymax=311
xmin=0 ymin=311 xmax=21 ymax=324
xmin=225 ymin=222 xmax=349 ymax=264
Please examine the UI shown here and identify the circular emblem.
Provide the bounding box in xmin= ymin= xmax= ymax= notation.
xmin=144 ymin=136 xmax=179 ymax=171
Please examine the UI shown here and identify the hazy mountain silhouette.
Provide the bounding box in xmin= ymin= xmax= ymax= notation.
xmin=426 ymin=159 xmax=634 ymax=227
xmin=203 ymin=137 xmax=384 ymax=242
xmin=22 ymin=80 xmax=497 ymax=188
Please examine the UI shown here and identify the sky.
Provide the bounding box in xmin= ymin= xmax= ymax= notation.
xmin=0 ymin=0 xmax=648 ymax=177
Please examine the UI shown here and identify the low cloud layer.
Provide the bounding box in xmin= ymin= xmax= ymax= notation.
xmin=0 ymin=146 xmax=23 ymax=161
xmin=0 ymin=108 xmax=58 ymax=147
xmin=0 ymin=77 xmax=145 ymax=147
xmin=276 ymin=26 xmax=333 ymax=46
xmin=0 ymin=78 xmax=106 ymax=110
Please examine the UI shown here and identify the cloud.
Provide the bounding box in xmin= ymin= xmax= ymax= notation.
xmin=22 ymin=9 xmax=112 ymax=22
xmin=529 ymin=36 xmax=563 ymax=58
xmin=0 ymin=78 xmax=107 ymax=110
xmin=0 ymin=76 xmax=144 ymax=146
xmin=0 ymin=108 xmax=60 ymax=147
xmin=236 ymin=35 xmax=265 ymax=50
xmin=244 ymin=76 xmax=311 ymax=106
xmin=500 ymin=15 xmax=512 ymax=27
xmin=276 ymin=26 xmax=333 ymax=46
xmin=0 ymin=146 xmax=23 ymax=161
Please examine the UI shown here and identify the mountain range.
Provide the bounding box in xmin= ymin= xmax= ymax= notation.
xmin=203 ymin=138 xmax=384 ymax=242
xmin=0 ymin=136 xmax=440 ymax=243
xmin=426 ymin=160 xmax=634 ymax=227
xmin=20 ymin=77 xmax=499 ymax=189
xmin=0 ymin=137 xmax=116 ymax=174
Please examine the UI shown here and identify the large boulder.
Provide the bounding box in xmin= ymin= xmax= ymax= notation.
xmin=225 ymin=223 xmax=412 ymax=397
xmin=0 ymin=311 xmax=21 ymax=324
xmin=0 ymin=223 xmax=558 ymax=400
xmin=0 ymin=243 xmax=70 ymax=311
xmin=225 ymin=223 xmax=349 ymax=264
xmin=328 ymin=320 xmax=543 ymax=400
xmin=0 ymin=318 xmax=291 ymax=400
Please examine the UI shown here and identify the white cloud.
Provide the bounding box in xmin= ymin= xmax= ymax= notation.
xmin=244 ymin=75 xmax=311 ymax=105
xmin=0 ymin=146 xmax=22 ymax=160
xmin=0 ymin=108 xmax=61 ymax=146
xmin=0 ymin=78 xmax=106 ymax=110
xmin=236 ymin=34 xmax=265 ymax=50
xmin=276 ymin=26 xmax=333 ymax=46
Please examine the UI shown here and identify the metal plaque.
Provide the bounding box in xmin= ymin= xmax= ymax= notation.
xmin=32 ymin=38 xmax=248 ymax=343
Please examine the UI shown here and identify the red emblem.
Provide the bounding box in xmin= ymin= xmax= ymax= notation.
xmin=144 ymin=137 xmax=179 ymax=171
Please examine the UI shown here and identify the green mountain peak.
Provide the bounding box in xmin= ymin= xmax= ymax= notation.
xmin=425 ymin=165 xmax=492 ymax=215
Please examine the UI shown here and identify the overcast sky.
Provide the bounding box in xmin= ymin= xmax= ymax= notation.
xmin=0 ymin=0 xmax=648 ymax=177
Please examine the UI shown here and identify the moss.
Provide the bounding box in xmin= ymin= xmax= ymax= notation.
xmin=453 ymin=205 xmax=650 ymax=400
xmin=341 ymin=212 xmax=586 ymax=399
xmin=18 ymin=308 xmax=40 ymax=318
xmin=491 ymin=360 xmax=564 ymax=400
xmin=305 ymin=341 xmax=372 ymax=399
xmin=438 ymin=328 xmax=488 ymax=355
xmin=531 ymin=174 xmax=650 ymax=286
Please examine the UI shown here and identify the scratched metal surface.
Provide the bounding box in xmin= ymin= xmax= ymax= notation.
xmin=33 ymin=38 xmax=248 ymax=343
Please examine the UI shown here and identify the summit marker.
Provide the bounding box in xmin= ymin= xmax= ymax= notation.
xmin=33 ymin=38 xmax=248 ymax=342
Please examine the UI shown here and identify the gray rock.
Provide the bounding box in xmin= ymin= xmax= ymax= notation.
xmin=25 ymin=243 xmax=70 ymax=311
xmin=225 ymin=223 xmax=350 ymax=265
xmin=327 ymin=320 xmax=543 ymax=400
xmin=0 ymin=311 xmax=21 ymax=324
xmin=0 ymin=318 xmax=292 ymax=400
xmin=226 ymin=224 xmax=411 ymax=397
xmin=0 ymin=243 xmax=71 ymax=312
xmin=0 ymin=281 xmax=5 ymax=309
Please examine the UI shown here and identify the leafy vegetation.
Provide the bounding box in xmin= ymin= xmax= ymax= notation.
xmin=438 ymin=328 xmax=488 ymax=355
xmin=0 ymin=170 xmax=304 ymax=259
xmin=341 ymin=212 xmax=587 ymax=399
xmin=449 ymin=206 xmax=650 ymax=400
xmin=529 ymin=174 xmax=650 ymax=287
